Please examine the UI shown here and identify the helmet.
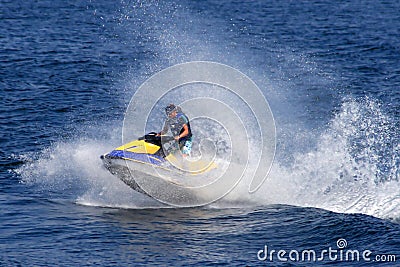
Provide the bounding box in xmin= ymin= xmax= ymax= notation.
xmin=165 ymin=104 xmax=177 ymax=115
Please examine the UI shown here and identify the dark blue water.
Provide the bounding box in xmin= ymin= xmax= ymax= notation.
xmin=1 ymin=0 xmax=399 ymax=266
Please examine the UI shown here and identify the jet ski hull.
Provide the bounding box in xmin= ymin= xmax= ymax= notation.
xmin=100 ymin=132 xmax=218 ymax=205
xmin=101 ymin=154 xmax=149 ymax=195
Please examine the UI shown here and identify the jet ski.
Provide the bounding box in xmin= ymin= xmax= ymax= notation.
xmin=100 ymin=132 xmax=218 ymax=203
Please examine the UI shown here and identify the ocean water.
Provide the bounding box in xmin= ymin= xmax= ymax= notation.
xmin=1 ymin=0 xmax=400 ymax=266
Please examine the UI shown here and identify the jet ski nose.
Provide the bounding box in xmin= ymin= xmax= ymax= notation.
xmin=100 ymin=154 xmax=105 ymax=159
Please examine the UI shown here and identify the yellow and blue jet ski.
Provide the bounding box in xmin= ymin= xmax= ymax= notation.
xmin=100 ymin=132 xmax=217 ymax=198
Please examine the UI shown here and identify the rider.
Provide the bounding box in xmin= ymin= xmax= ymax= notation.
xmin=158 ymin=104 xmax=192 ymax=157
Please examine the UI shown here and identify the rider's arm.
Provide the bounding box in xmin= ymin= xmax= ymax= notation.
xmin=178 ymin=124 xmax=189 ymax=139
xmin=158 ymin=121 xmax=169 ymax=136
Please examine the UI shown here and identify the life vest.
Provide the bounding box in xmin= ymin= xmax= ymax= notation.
xmin=176 ymin=112 xmax=192 ymax=141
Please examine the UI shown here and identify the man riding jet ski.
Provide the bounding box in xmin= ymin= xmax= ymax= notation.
xmin=100 ymin=105 xmax=217 ymax=197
